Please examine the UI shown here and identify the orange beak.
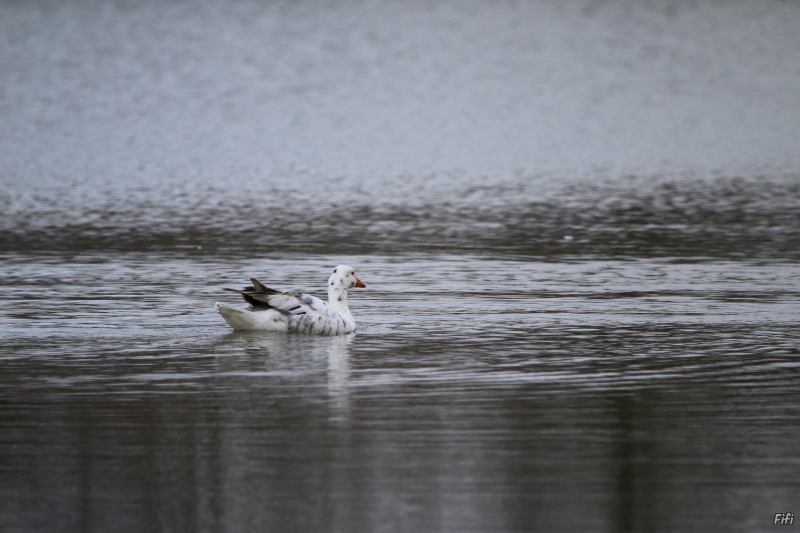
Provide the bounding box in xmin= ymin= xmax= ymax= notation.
xmin=355 ymin=278 xmax=366 ymax=288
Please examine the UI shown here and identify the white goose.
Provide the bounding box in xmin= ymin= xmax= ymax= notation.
xmin=215 ymin=265 xmax=366 ymax=334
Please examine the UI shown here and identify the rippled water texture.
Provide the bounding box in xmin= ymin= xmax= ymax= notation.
xmin=2 ymin=0 xmax=800 ymax=532
xmin=3 ymin=255 xmax=799 ymax=532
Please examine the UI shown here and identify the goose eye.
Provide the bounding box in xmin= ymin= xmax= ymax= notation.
xmin=333 ymin=268 xmax=338 ymax=273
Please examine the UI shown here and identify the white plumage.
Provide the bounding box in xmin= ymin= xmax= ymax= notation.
xmin=215 ymin=265 xmax=366 ymax=334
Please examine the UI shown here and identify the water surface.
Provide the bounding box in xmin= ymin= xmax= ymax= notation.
xmin=3 ymin=248 xmax=799 ymax=532
xmin=2 ymin=0 xmax=800 ymax=532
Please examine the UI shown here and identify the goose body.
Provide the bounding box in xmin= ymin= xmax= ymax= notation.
xmin=215 ymin=265 xmax=366 ymax=334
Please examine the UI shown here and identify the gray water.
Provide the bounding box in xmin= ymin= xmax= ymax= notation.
xmin=2 ymin=0 xmax=800 ymax=532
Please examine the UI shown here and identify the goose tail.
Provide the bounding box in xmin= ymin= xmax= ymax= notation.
xmin=214 ymin=303 xmax=289 ymax=331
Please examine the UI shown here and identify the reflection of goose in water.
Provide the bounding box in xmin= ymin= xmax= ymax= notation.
xmin=215 ymin=330 xmax=356 ymax=422
xmin=215 ymin=265 xmax=366 ymax=334
xmin=327 ymin=334 xmax=354 ymax=423
xmin=215 ymin=328 xmax=355 ymax=374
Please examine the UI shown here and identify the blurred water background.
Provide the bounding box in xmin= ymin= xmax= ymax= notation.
xmin=1 ymin=0 xmax=800 ymax=531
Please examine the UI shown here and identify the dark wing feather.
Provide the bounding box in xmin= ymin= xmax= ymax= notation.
xmin=224 ymin=278 xmax=312 ymax=315
xmin=223 ymin=278 xmax=282 ymax=310
xmin=250 ymin=278 xmax=272 ymax=292
xmin=223 ymin=278 xmax=338 ymax=321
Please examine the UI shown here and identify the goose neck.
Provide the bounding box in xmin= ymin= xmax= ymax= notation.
xmin=329 ymin=286 xmax=349 ymax=315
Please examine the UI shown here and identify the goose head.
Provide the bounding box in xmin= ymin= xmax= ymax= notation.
xmin=328 ymin=265 xmax=366 ymax=292
xmin=327 ymin=265 xmax=366 ymax=317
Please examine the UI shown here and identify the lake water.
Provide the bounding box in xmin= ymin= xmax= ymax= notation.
xmin=2 ymin=0 xmax=800 ymax=532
